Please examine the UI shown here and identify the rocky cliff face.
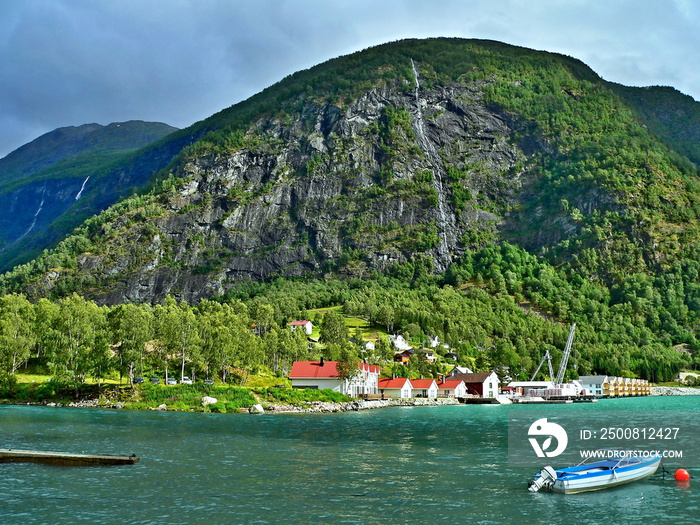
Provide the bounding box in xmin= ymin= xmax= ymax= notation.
xmin=16 ymin=39 xmax=697 ymax=305
xmin=59 ymin=70 xmax=546 ymax=304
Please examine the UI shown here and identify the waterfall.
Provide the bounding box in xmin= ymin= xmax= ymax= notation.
xmin=10 ymin=185 xmax=47 ymax=247
xmin=410 ymin=59 xmax=455 ymax=269
xmin=75 ymin=176 xmax=90 ymax=200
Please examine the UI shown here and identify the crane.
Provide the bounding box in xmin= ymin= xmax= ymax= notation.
xmin=555 ymin=323 xmax=576 ymax=385
xmin=530 ymin=349 xmax=554 ymax=382
xmin=530 ymin=323 xmax=576 ymax=383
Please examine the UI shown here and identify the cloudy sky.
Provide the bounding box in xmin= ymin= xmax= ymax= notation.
xmin=1 ymin=0 xmax=699 ymax=159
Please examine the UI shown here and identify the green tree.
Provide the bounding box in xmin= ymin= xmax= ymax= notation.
xmin=336 ymin=347 xmax=361 ymax=395
xmin=376 ymin=334 xmax=393 ymax=362
xmin=48 ymin=293 xmax=106 ymax=387
xmin=0 ymin=294 xmax=36 ymax=381
xmin=108 ymin=303 xmax=154 ymax=386
xmin=198 ymin=301 xmax=237 ymax=382
xmin=156 ymin=298 xmax=202 ymax=382
xmin=319 ymin=310 xmax=348 ymax=346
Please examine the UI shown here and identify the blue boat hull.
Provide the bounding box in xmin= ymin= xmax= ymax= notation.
xmin=532 ymin=455 xmax=661 ymax=494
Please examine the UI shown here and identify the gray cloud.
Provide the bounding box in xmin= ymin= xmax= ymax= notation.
xmin=1 ymin=0 xmax=699 ymax=158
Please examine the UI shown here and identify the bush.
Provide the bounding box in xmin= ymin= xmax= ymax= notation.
xmin=133 ymin=383 xmax=256 ymax=411
xmin=256 ymin=387 xmax=351 ymax=405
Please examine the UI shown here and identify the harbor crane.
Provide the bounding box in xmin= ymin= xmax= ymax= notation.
xmin=530 ymin=323 xmax=576 ymax=384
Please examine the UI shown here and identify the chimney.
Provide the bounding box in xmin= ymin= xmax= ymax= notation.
xmin=319 ymin=357 xmax=324 ymax=366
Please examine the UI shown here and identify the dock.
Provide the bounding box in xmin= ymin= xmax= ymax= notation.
xmin=0 ymin=449 xmax=139 ymax=466
xmin=511 ymin=395 xmax=597 ymax=404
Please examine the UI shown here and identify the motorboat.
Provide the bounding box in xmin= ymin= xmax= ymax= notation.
xmin=528 ymin=454 xmax=661 ymax=494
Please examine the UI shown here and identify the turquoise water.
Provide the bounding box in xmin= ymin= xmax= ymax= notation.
xmin=1 ymin=397 xmax=698 ymax=524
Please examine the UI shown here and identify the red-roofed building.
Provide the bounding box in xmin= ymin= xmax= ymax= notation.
xmin=378 ymin=377 xmax=413 ymax=398
xmin=410 ymin=378 xmax=439 ymax=398
xmin=290 ymin=320 xmax=314 ymax=335
xmin=289 ymin=360 xmax=380 ymax=397
xmin=437 ymin=379 xmax=467 ymax=398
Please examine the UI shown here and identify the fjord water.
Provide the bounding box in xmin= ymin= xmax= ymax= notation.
xmin=1 ymin=397 xmax=698 ymax=524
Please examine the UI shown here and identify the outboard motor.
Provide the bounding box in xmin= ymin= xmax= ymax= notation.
xmin=528 ymin=466 xmax=557 ymax=492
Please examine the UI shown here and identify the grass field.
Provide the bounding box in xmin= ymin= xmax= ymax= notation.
xmin=307 ymin=306 xmax=387 ymax=342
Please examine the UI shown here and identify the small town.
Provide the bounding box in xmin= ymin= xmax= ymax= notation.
xmin=287 ymin=319 xmax=652 ymax=405
xmin=288 ymin=358 xmax=651 ymax=404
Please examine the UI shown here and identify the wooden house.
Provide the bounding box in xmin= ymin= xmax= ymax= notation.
xmin=437 ymin=379 xmax=467 ymax=398
xmin=411 ymin=378 xmax=439 ymax=398
xmin=290 ymin=320 xmax=314 ymax=335
xmin=378 ymin=377 xmax=413 ymax=398
xmin=450 ymin=371 xmax=500 ymax=398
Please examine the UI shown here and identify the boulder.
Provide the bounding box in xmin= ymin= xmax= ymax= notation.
xmin=249 ymin=403 xmax=265 ymax=414
xmin=201 ymin=396 xmax=218 ymax=407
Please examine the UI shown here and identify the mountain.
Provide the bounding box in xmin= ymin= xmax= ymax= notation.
xmin=4 ymin=38 xmax=700 ymax=311
xmin=0 ymin=121 xmax=178 ymax=271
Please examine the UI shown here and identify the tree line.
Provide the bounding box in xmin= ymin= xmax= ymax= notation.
xmin=0 ymin=294 xmax=311 ymax=388
xmin=1 ymin=239 xmax=697 ymax=388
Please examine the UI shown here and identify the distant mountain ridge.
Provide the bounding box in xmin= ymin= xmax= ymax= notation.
xmin=0 ymin=120 xmax=178 ymax=271
xmin=0 ymin=121 xmax=177 ymax=184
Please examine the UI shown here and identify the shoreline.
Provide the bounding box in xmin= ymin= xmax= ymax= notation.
xmin=650 ymin=386 xmax=700 ymax=396
xmin=262 ymin=397 xmax=461 ymax=413
xmin=4 ymin=386 xmax=699 ymax=413
xmin=2 ymin=396 xmax=463 ymax=413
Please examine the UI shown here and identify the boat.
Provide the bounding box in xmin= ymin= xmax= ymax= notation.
xmin=528 ymin=454 xmax=661 ymax=494
xmin=0 ymin=448 xmax=139 ymax=466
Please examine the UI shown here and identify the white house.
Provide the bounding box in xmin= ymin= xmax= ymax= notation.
xmin=389 ymin=334 xmax=412 ymax=351
xmin=451 ymin=371 xmax=500 ymax=398
xmin=410 ymin=379 xmax=439 ymax=398
xmin=417 ymin=348 xmax=437 ymax=362
xmin=290 ymin=320 xmax=314 ymax=335
xmin=437 ymin=379 xmax=467 ymax=398
xmin=378 ymin=377 xmax=413 ymax=398
xmin=577 ymin=375 xmax=611 ymax=397
xmin=289 ymin=360 xmax=380 ymax=397
xmin=447 ymin=366 xmax=473 ymax=377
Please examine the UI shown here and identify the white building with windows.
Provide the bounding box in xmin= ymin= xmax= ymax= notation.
xmin=378 ymin=377 xmax=413 ymax=398
xmin=411 ymin=379 xmax=439 ymax=398
xmin=290 ymin=320 xmax=314 ymax=335
xmin=577 ymin=375 xmax=611 ymax=397
xmin=289 ymin=360 xmax=380 ymax=397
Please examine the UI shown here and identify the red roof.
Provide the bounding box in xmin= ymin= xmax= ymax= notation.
xmin=289 ymin=361 xmax=379 ymax=379
xmin=290 ymin=361 xmax=340 ymax=378
xmin=438 ymin=380 xmax=465 ymax=390
xmin=411 ymin=379 xmax=438 ymax=389
xmin=450 ymin=372 xmax=495 ymax=384
xmin=378 ymin=377 xmax=411 ymax=389
xmin=290 ymin=320 xmax=311 ymax=326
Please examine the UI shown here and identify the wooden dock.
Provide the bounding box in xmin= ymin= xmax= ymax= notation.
xmin=0 ymin=449 xmax=139 ymax=466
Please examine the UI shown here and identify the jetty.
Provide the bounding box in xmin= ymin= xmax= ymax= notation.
xmin=0 ymin=448 xmax=139 ymax=466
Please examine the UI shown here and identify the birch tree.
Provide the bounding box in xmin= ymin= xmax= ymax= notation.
xmin=0 ymin=294 xmax=35 ymax=381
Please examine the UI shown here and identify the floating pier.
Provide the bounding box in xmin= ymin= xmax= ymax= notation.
xmin=0 ymin=449 xmax=139 ymax=466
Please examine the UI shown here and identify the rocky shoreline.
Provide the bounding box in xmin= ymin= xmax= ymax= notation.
xmin=256 ymin=397 xmax=461 ymax=414
xmin=13 ymin=387 xmax=700 ymax=412
xmin=651 ymin=386 xmax=700 ymax=396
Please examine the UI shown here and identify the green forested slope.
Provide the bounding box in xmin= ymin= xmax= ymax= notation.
xmin=2 ymin=38 xmax=700 ymax=382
